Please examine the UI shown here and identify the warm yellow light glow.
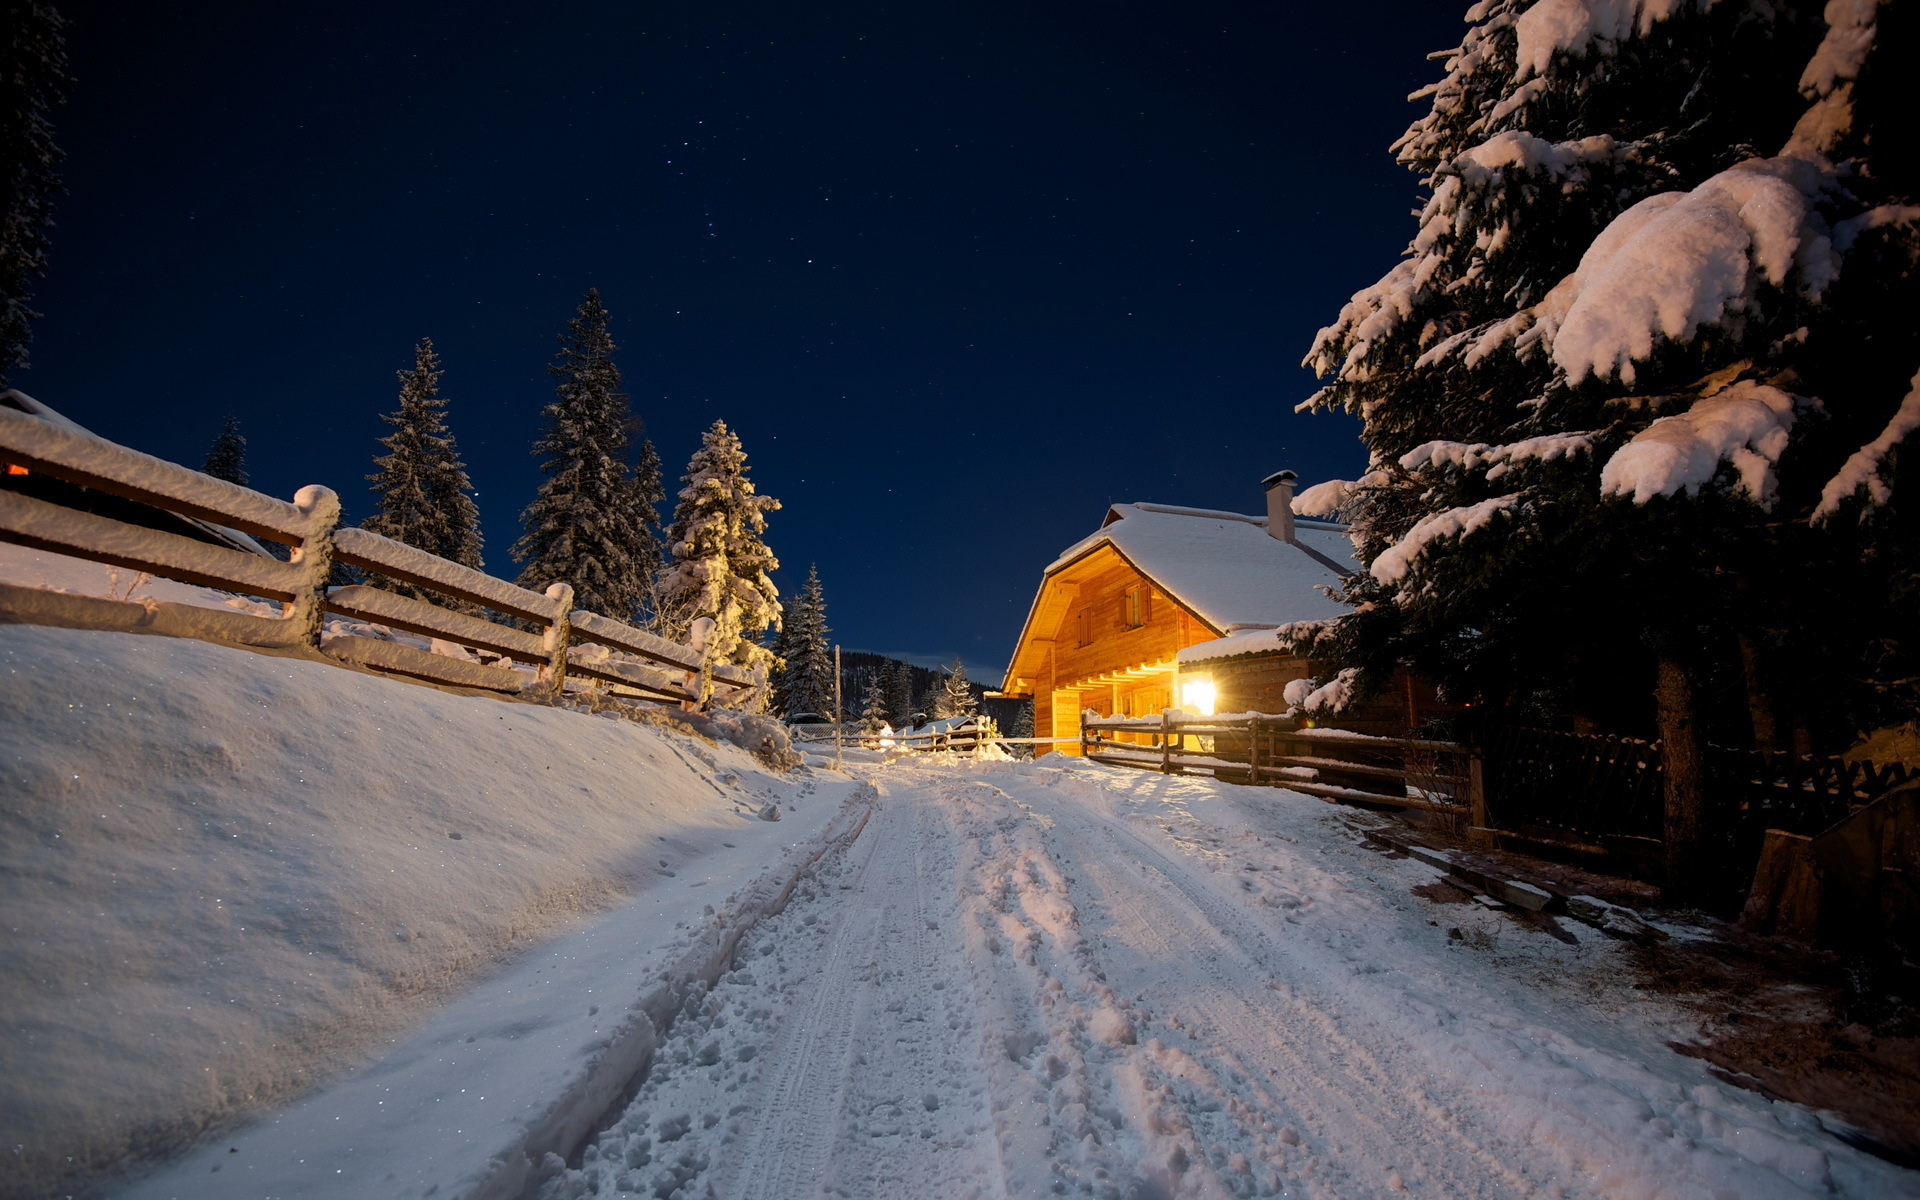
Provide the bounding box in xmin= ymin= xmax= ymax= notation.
xmin=1179 ymin=676 xmax=1216 ymax=716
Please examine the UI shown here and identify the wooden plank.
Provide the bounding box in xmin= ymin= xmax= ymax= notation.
xmin=0 ymin=488 xmax=306 ymax=600
xmin=1264 ymin=753 xmax=1468 ymax=784
xmin=322 ymin=633 xmax=524 ymax=693
xmin=565 ymin=648 xmax=691 ymax=702
xmin=0 ymin=579 xmax=297 ymax=647
xmin=325 ymin=584 xmax=547 ymax=662
xmin=333 ymin=527 xmax=560 ymax=623
xmin=0 ymin=405 xmax=311 ymax=541
xmin=1739 ymin=829 xmax=1820 ymax=940
xmin=569 ymin=609 xmax=753 ymax=685
xmin=1276 ymin=780 xmax=1466 ymax=812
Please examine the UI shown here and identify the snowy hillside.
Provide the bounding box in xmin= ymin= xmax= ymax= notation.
xmin=0 ymin=621 xmax=845 ymax=1199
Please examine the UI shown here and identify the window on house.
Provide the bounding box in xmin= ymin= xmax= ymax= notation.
xmin=1123 ymin=586 xmax=1147 ymax=629
xmin=1076 ymin=609 xmax=1093 ymax=647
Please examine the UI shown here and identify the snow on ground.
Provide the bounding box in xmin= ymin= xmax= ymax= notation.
xmin=5 ymin=590 xmax=1912 ymax=1200
xmin=543 ymin=757 xmax=1914 ymax=1200
xmin=0 ymin=621 xmax=846 ymax=1199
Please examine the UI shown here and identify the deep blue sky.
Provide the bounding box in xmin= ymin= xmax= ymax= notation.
xmin=23 ymin=0 xmax=1462 ymax=677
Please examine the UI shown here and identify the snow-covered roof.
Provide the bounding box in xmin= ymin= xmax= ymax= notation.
xmin=1049 ymin=503 xmax=1355 ymax=632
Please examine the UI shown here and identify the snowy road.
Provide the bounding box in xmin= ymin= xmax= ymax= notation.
xmin=545 ymin=758 xmax=1914 ymax=1200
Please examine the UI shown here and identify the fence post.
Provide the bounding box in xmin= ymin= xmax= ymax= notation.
xmin=1468 ymin=749 xmax=1493 ymax=847
xmin=1249 ymin=717 xmax=1262 ymax=785
xmin=1162 ymin=710 xmax=1173 ymax=774
xmin=281 ymin=485 xmax=341 ymax=650
xmin=541 ymin=582 xmax=573 ymax=693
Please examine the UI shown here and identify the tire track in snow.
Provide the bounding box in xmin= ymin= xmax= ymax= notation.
xmin=1065 ymin=818 xmax=1535 ymax=1199
xmin=817 ymin=786 xmax=1008 ymax=1200
xmin=727 ymin=807 xmax=893 ymax=1200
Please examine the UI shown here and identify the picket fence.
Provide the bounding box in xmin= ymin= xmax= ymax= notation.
xmin=0 ymin=399 xmax=753 ymax=707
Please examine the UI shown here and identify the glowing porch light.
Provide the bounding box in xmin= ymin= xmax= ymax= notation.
xmin=1178 ymin=676 xmax=1216 ymax=716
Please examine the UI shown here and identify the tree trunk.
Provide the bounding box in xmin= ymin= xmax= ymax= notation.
xmin=1737 ymin=633 xmax=1779 ymax=751
xmin=1656 ymin=636 xmax=1711 ymax=904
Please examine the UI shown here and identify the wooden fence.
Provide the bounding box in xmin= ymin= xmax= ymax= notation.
xmin=0 ymin=402 xmax=755 ymax=708
xmin=1082 ymin=711 xmax=1485 ymax=822
xmin=791 ymin=716 xmax=1003 ymax=756
xmin=1083 ymin=709 xmax=1913 ymax=894
xmin=1484 ymin=725 xmax=1916 ymax=883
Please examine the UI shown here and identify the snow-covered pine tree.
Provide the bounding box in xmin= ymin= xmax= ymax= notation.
xmin=885 ymin=660 xmax=917 ymax=728
xmin=656 ymin=419 xmax=782 ymax=680
xmin=858 ymin=681 xmax=891 ymax=737
xmin=200 ymin=417 xmax=248 ymax=486
xmin=365 ymin=339 xmax=483 ymax=602
xmin=514 ymin=291 xmax=663 ymax=624
xmin=916 ymin=674 xmax=945 ymax=724
xmin=937 ymin=657 xmax=977 ymax=719
xmin=1296 ymin=1 xmax=1917 ymax=901
xmin=769 ymin=565 xmax=833 ymax=718
xmin=1009 ymin=700 xmax=1034 ymax=757
xmin=0 ymin=1 xmax=68 ymax=387
xmin=633 ymin=437 xmax=667 ymax=627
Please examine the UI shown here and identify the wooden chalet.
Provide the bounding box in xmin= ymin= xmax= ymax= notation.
xmin=1000 ymin=472 xmax=1370 ymax=755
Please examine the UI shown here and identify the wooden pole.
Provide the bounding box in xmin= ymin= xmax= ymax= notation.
xmin=282 ymin=485 xmax=341 ymax=650
xmin=833 ymin=643 xmax=843 ymax=770
xmin=1468 ymin=750 xmax=1492 ymax=847
xmin=1162 ymin=710 xmax=1173 ymax=774
xmin=541 ymin=582 xmax=574 ymax=693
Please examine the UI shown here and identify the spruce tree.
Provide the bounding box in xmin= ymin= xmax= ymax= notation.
xmin=858 ymin=680 xmax=891 ymax=736
xmin=656 ymin=419 xmax=782 ymax=674
xmin=200 ymin=416 xmax=248 ymax=487
xmin=937 ymin=658 xmax=977 ymax=720
xmin=0 ymin=1 xmax=68 ymax=387
xmin=1296 ymin=2 xmax=1917 ymax=901
xmin=634 ymin=436 xmax=667 ymax=626
xmin=769 ymin=565 xmax=833 ymax=718
xmin=365 ymin=339 xmax=483 ymax=600
xmin=885 ymin=660 xmax=916 ymax=728
xmin=514 ymin=290 xmax=663 ymax=624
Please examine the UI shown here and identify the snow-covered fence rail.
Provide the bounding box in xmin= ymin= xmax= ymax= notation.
xmin=1082 ymin=711 xmax=1483 ymax=819
xmin=0 ymin=403 xmax=747 ymax=708
xmin=789 ymin=716 xmax=1003 ymax=756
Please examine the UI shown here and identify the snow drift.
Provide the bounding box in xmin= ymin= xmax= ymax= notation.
xmin=0 ymin=622 xmax=804 ymax=1198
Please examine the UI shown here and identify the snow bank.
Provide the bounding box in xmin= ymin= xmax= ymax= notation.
xmin=1600 ymin=381 xmax=1808 ymax=504
xmin=0 ymin=622 xmax=811 ymax=1198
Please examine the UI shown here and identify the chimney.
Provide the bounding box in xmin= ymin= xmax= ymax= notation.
xmin=1261 ymin=470 xmax=1297 ymax=543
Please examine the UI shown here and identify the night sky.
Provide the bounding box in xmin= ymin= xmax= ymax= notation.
xmin=22 ymin=0 xmax=1462 ymax=677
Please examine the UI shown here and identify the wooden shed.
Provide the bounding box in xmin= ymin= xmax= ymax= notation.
xmin=998 ymin=473 xmax=1358 ymax=755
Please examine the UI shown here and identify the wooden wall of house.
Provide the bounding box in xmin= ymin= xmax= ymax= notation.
xmin=1207 ymin=654 xmax=1314 ymax=716
xmin=1024 ymin=546 xmax=1222 ymax=756
xmin=1195 ymin=655 xmax=1454 ymax=738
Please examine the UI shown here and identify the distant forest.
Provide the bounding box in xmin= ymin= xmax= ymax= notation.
xmin=836 ymin=651 xmax=1024 ymax=730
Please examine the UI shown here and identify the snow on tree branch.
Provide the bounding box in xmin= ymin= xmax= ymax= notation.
xmin=1814 ymin=366 xmax=1920 ymax=520
xmin=1517 ymin=158 xmax=1838 ymax=387
xmin=1370 ymin=495 xmax=1521 ymax=586
xmin=1512 ymin=0 xmax=1695 ymax=83
xmin=1399 ymin=432 xmax=1594 ymax=480
xmin=1599 ymin=381 xmax=1809 ymax=505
